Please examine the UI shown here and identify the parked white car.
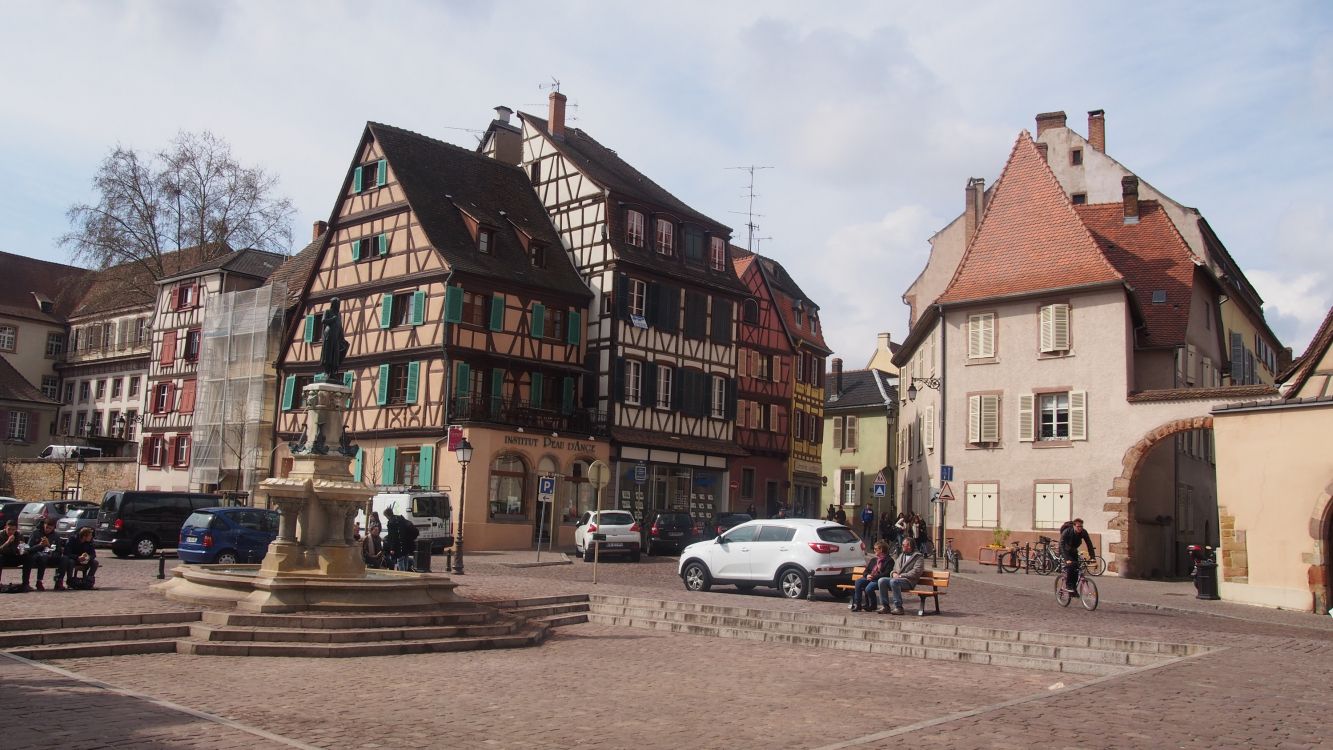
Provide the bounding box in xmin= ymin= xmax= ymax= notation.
xmin=573 ymin=510 xmax=641 ymax=562
xmin=677 ymin=518 xmax=865 ymax=599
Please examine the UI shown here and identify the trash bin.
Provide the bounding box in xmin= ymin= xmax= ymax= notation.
xmin=1193 ymin=559 xmax=1220 ymax=600
xmin=414 ymin=539 xmax=432 ymax=573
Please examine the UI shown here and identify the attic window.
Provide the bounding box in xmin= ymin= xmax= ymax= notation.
xmin=38 ymin=300 xmax=53 ymax=314
xmin=353 ymin=159 xmax=387 ymax=193
xmin=479 ymin=229 xmax=494 ymax=254
xmin=530 ymin=244 xmax=546 ymax=268
xmin=710 ymin=237 xmax=726 ymax=271
xmin=1151 ymin=290 xmax=1167 ymax=304
xmin=1070 ymin=149 xmax=1083 ymax=166
xmin=1071 ymin=193 xmax=1087 ymax=205
xmin=529 ymin=161 xmax=541 ymax=184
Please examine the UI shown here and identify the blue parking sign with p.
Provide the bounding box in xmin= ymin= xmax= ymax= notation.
xmin=539 ymin=476 xmax=556 ymax=495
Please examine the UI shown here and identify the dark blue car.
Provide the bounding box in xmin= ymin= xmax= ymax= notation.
xmin=178 ymin=507 xmax=279 ymax=565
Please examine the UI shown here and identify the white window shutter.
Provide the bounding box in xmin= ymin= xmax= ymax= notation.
xmin=1018 ymin=394 xmax=1035 ymax=442
xmin=1040 ymin=305 xmax=1054 ymax=352
xmin=853 ymin=469 xmax=862 ymax=503
xmin=924 ymin=405 xmax=935 ymax=451
xmin=833 ymin=417 xmax=843 ymax=450
xmin=981 ymin=394 xmax=1000 ymax=443
xmin=1186 ymin=344 xmax=1197 ymax=385
xmin=968 ymin=395 xmax=981 ymax=443
xmin=969 ymin=316 xmax=982 ymax=358
xmin=982 ymin=314 xmax=995 ymax=357
xmin=1052 ymin=304 xmax=1070 ymax=350
xmin=1069 ymin=390 xmax=1088 ymax=440
xmin=928 ymin=330 xmax=936 ymax=375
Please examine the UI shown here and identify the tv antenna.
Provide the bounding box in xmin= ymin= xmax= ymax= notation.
xmin=529 ymin=78 xmax=578 ymax=121
xmin=726 ymin=165 xmax=773 ymax=252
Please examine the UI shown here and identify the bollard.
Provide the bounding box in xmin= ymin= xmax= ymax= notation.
xmin=157 ymin=551 xmax=167 ymax=579
xmin=443 ymin=549 xmax=453 ymax=572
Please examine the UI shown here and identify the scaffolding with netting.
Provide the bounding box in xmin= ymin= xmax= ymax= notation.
xmin=189 ymin=282 xmax=286 ymax=495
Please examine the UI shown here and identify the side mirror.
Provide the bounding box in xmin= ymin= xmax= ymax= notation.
xmin=715 ymin=535 xmax=726 ymax=544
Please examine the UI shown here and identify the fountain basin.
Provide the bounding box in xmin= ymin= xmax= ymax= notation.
xmin=154 ymin=564 xmax=463 ymax=613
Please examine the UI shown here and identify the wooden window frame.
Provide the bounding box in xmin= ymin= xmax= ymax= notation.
xmin=710 ymin=237 xmax=726 ymax=271
xmin=655 ymin=364 xmax=672 ymax=410
xmin=628 ymin=279 xmax=647 ymax=318
xmin=654 ymin=219 xmax=674 ymax=256
xmin=624 ymin=360 xmax=643 ymax=406
xmin=626 ymin=210 xmax=645 ymax=247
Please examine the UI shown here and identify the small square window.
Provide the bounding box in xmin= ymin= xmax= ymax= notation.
xmin=1070 ymin=148 xmax=1083 ymax=166
xmin=478 ymin=229 xmax=493 ymax=254
xmin=0 ymin=325 xmax=15 ymax=352
xmin=389 ymin=293 xmax=414 ymax=327
xmin=184 ymin=329 xmax=201 ymax=361
xmin=530 ymin=244 xmax=546 ymax=268
xmin=1071 ymin=193 xmax=1087 ymax=205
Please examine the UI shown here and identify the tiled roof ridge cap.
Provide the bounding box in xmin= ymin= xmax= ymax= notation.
xmin=369 ymin=121 xmax=524 ymax=176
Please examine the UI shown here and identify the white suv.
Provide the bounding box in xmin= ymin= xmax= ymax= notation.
xmin=574 ymin=510 xmax=642 ymax=562
xmin=677 ymin=518 xmax=864 ymax=599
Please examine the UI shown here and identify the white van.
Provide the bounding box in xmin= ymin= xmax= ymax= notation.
xmin=355 ymin=490 xmax=453 ymax=551
xmin=39 ymin=445 xmax=104 ymax=460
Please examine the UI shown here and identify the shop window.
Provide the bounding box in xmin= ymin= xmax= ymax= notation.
xmin=488 ymin=454 xmax=528 ymax=518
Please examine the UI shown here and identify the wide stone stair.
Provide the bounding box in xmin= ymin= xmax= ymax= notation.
xmin=587 ymin=594 xmax=1209 ymax=676
xmin=0 ymin=595 xmax=590 ymax=660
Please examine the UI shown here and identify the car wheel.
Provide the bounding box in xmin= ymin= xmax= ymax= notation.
xmin=213 ymin=550 xmax=239 ymax=565
xmin=777 ymin=567 xmax=809 ymax=599
xmin=134 ymin=535 xmax=158 ymax=558
xmin=584 ymin=547 xmax=595 ymax=562
xmin=681 ymin=561 xmax=712 ymax=592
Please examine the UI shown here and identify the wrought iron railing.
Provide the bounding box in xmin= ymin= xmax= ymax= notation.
xmin=450 ymin=394 xmax=609 ymax=436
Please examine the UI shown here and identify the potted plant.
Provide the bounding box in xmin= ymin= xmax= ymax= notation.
xmin=988 ymin=528 xmax=1011 ymax=549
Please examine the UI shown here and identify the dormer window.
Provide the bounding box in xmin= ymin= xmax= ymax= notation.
xmin=625 ymin=210 xmax=645 ymax=247
xmin=479 ymin=229 xmax=494 ymax=254
xmin=655 ymin=219 xmax=674 ymax=255
xmin=530 ymin=244 xmax=547 ymax=268
xmin=710 ymin=237 xmax=726 ymax=271
xmin=353 ymin=159 xmax=387 ymax=193
xmin=174 ymin=283 xmax=197 ymax=310
xmin=684 ymin=227 xmax=705 ymax=264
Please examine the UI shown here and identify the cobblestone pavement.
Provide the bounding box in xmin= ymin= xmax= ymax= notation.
xmin=1 ymin=551 xmax=1329 ymax=748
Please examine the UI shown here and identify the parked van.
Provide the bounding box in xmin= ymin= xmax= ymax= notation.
xmin=39 ymin=445 xmax=104 ymax=460
xmin=94 ymin=490 xmax=221 ymax=558
xmin=355 ymin=490 xmax=453 ymax=552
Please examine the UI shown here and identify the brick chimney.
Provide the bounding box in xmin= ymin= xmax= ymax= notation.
xmin=1088 ymin=109 xmax=1106 ymax=152
xmin=832 ymin=358 xmax=843 ymax=398
xmin=312 ymin=220 xmax=328 ymax=240
xmin=963 ymin=178 xmax=985 ymax=246
xmin=548 ymin=90 xmax=567 ymax=138
xmin=1035 ymin=111 xmax=1067 ymax=136
xmin=1122 ymin=176 xmax=1140 ymax=224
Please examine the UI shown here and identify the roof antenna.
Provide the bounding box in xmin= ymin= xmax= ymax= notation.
xmin=534 ymin=79 xmax=577 ymax=122
xmin=538 ymin=77 xmax=561 ymax=93
xmin=726 ymin=165 xmax=773 ymax=252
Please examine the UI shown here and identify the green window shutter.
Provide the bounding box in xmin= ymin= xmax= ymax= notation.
xmin=281 ymin=375 xmax=296 ymax=411
xmin=530 ymin=303 xmax=545 ymax=338
xmin=562 ymin=376 xmax=575 ymax=415
xmin=406 ymin=361 xmax=420 ymax=405
xmin=418 ymin=445 xmax=434 ymax=489
xmin=567 ymin=310 xmax=581 ymax=345
xmin=530 ymin=372 xmax=543 ymax=407
xmin=376 ymin=159 xmax=387 ymax=187
xmin=343 ymin=370 xmax=355 ymax=408
xmin=380 ymin=295 xmax=393 ymax=328
xmin=489 ymin=295 xmax=505 ymax=331
xmin=303 ymin=314 xmax=315 ymax=343
xmin=444 ymin=286 xmax=463 ymax=323
xmin=377 ymin=364 xmax=390 ymax=405
xmin=353 ymin=448 xmax=364 ymax=482
xmin=455 ymin=362 xmax=471 ymax=397
xmin=353 ymin=166 xmax=363 ymax=193
xmin=411 ymin=291 xmax=425 ymax=325
xmin=351 ymin=239 xmax=362 ymax=262
xmin=383 ymin=447 xmax=398 ymax=484
xmin=377 ymin=233 xmax=389 ymax=257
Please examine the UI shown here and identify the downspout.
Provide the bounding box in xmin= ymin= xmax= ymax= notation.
xmin=936 ymin=304 xmax=948 ymax=560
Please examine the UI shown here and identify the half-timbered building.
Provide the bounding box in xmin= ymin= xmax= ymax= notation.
xmin=141 ymin=248 xmax=284 ymax=491
xmin=277 ymin=123 xmax=603 ymax=551
xmin=483 ymin=94 xmax=748 ymax=527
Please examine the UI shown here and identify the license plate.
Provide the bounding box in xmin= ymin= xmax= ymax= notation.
xmin=187 ymin=536 xmax=199 ymax=544
xmin=99 ymin=523 xmax=108 ymax=528
xmin=667 ymin=532 xmax=683 ymax=537
xmin=602 ymin=542 xmax=623 ymax=549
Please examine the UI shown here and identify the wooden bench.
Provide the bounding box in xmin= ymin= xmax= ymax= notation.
xmin=836 ymin=567 xmax=950 ymax=616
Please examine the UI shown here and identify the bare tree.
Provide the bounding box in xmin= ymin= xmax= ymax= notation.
xmin=63 ymin=131 xmax=295 ymax=283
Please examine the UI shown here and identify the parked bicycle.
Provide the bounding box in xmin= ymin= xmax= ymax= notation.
xmin=1055 ymin=557 xmax=1099 ymax=610
xmin=943 ymin=537 xmax=961 ymax=572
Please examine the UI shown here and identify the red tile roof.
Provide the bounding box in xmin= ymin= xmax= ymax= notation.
xmin=1127 ymin=384 xmax=1277 ymax=403
xmin=1279 ymin=305 xmax=1333 ymax=397
xmin=938 ymin=132 xmax=1123 ymax=305
xmin=1075 ymin=200 xmax=1197 ymax=347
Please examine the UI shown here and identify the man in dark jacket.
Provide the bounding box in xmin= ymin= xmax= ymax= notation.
xmin=1060 ymin=518 xmax=1096 ymax=592
xmin=58 ymin=527 xmax=98 ymax=590
xmin=877 ymin=537 xmax=925 ymax=615
xmin=383 ymin=507 xmax=419 ymax=570
xmin=22 ymin=518 xmax=61 ymax=591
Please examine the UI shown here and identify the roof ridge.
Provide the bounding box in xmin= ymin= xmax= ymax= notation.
xmin=368 ymin=122 xmax=525 ymax=177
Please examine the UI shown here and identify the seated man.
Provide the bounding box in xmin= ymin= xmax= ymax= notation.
xmin=876 ymin=537 xmax=925 ymax=615
xmin=23 ymin=518 xmax=62 ymax=591
xmin=0 ymin=519 xmax=23 ymax=591
xmin=851 ymin=540 xmax=893 ymax=612
xmin=58 ymin=527 xmax=99 ymax=590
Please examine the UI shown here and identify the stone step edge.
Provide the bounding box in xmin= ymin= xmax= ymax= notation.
xmin=177 ymin=628 xmax=549 ymax=658
xmin=536 ymin=613 xmax=589 ymax=628
xmin=0 ymin=611 xmax=203 ymax=632
xmin=505 ymin=602 xmax=591 ymax=618
xmin=587 ymin=613 xmax=1122 ymax=677
xmin=590 ymin=594 xmax=1205 ymax=656
xmin=201 ymin=609 xmax=495 ymax=629
xmin=0 ymin=623 xmax=193 ymax=648
xmin=484 ymin=594 xmax=590 ymax=609
xmin=188 ymin=622 xmax=521 ymax=643
xmin=5 ymin=639 xmax=181 ymax=660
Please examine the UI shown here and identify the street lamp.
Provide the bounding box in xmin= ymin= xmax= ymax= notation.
xmin=452 ymin=438 xmax=473 ymax=575
xmin=74 ymin=457 xmax=87 ymax=501
xmin=906 ymin=377 xmax=941 ymax=402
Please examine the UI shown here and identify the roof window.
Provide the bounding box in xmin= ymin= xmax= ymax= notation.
xmin=1151 ymin=291 xmax=1167 ymax=304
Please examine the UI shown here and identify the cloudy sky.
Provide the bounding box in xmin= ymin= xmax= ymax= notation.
xmin=2 ymin=1 xmax=1330 ymax=360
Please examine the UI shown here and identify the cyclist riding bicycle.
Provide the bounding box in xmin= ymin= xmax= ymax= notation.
xmin=1059 ymin=518 xmax=1095 ymax=593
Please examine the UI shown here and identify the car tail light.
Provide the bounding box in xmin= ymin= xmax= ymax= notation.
xmin=203 ymin=533 xmax=213 ymax=548
xmin=692 ymin=521 xmax=703 ymax=535
xmin=650 ymin=521 xmax=660 ymax=537
xmin=630 ymin=522 xmax=640 ymax=533
xmin=179 ymin=531 xmax=185 ymax=544
xmin=587 ymin=523 xmax=597 ymax=533
xmin=113 ymin=518 xmax=123 ymax=531
xmin=808 ymin=542 xmax=839 ymax=554
xmin=715 ymin=525 xmax=724 ymax=536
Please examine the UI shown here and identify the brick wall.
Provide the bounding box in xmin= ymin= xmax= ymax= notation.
xmin=0 ymin=458 xmax=137 ymax=502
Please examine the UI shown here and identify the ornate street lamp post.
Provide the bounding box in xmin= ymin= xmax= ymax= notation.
xmin=74 ymin=457 xmax=87 ymax=501
xmin=452 ymin=438 xmax=473 ymax=575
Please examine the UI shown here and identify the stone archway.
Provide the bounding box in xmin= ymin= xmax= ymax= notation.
xmin=1310 ymin=482 xmax=1333 ymax=614
xmin=1104 ymin=416 xmax=1214 ymax=576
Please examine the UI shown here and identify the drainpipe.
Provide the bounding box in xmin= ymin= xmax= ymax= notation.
xmin=936 ymin=305 xmax=948 ymax=562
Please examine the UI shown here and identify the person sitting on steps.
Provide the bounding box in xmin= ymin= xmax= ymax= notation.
xmin=850 ymin=540 xmax=893 ymax=612
xmin=877 ymin=537 xmax=925 ymax=615
xmin=22 ymin=518 xmax=62 ymax=592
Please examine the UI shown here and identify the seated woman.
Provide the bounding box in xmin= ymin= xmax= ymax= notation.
xmin=58 ymin=527 xmax=99 ymax=590
xmin=361 ymin=518 xmax=384 ymax=568
xmin=850 ymin=540 xmax=893 ymax=612
xmin=0 ymin=520 xmax=23 ymax=592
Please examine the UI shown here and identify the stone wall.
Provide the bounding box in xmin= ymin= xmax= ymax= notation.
xmin=0 ymin=458 xmax=137 ymax=502
xmin=1218 ymin=507 xmax=1247 ymax=582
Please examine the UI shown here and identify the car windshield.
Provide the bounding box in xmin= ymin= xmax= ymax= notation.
xmin=412 ymin=495 xmax=450 ymax=518
xmin=817 ymin=526 xmax=859 ymax=544
xmin=718 ymin=513 xmax=751 ymax=525
xmin=657 ymin=513 xmax=690 ymax=524
xmin=598 ymin=512 xmax=635 ymax=526
xmin=182 ymin=512 xmax=219 ymax=530
xmin=64 ymin=508 xmax=94 ymax=519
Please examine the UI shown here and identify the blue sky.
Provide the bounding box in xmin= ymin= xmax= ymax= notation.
xmin=1 ymin=1 xmax=1329 ymax=360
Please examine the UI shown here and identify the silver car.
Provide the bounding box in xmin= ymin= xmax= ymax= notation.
xmin=54 ymin=506 xmax=100 ymax=541
xmin=18 ymin=501 xmax=99 ymax=536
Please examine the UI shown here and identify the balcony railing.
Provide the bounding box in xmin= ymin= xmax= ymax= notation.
xmin=450 ymin=394 xmax=608 ymax=436
xmin=64 ymin=340 xmax=151 ymax=363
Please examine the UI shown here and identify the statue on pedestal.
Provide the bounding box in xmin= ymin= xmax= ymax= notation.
xmin=319 ymin=297 xmax=350 ymax=380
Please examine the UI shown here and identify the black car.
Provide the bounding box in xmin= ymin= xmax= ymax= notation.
xmin=0 ymin=500 xmax=26 ymax=527
xmin=94 ymin=490 xmax=221 ymax=558
xmin=704 ymin=512 xmax=753 ymax=540
xmin=645 ymin=511 xmax=696 ymax=556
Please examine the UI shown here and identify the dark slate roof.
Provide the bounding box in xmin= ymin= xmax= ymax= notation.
xmin=0 ymin=251 xmax=95 ymax=323
xmin=825 ymin=369 xmax=896 ymax=411
xmin=367 ymin=122 xmax=591 ymax=300
xmin=71 ymin=245 xmax=223 ymax=318
xmin=1278 ymin=305 xmax=1333 ymax=397
xmin=0 ymin=356 xmax=59 ymax=406
xmin=267 ymin=232 xmax=325 ymax=311
xmin=518 ymin=113 xmax=747 ymax=297
xmin=738 ymin=247 xmax=831 ymax=354
xmin=160 ymin=247 xmax=286 ymax=284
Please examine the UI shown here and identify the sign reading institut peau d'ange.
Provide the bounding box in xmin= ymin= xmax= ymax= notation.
xmin=503 ymin=434 xmax=598 ymax=454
